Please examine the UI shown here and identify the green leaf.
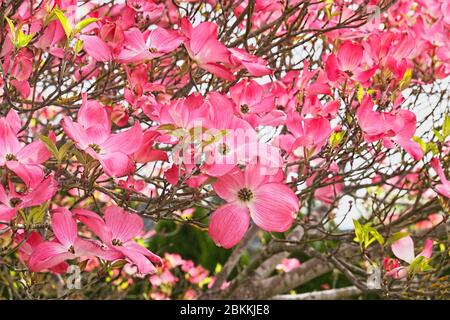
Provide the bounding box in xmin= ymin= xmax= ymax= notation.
xmin=443 ymin=113 xmax=450 ymax=138
xmin=74 ymin=17 xmax=97 ymax=34
xmin=53 ymin=7 xmax=72 ymax=39
xmin=5 ymin=17 xmax=15 ymax=40
xmin=413 ymin=136 xmax=427 ymax=153
xmin=16 ymin=30 xmax=35 ymax=48
xmin=39 ymin=135 xmax=59 ymax=159
xmin=330 ymin=130 xmax=345 ymax=148
xmin=74 ymin=39 xmax=84 ymax=54
xmin=433 ymin=129 xmax=444 ymax=142
xmin=28 ymin=203 xmax=48 ymax=225
xmin=58 ymin=141 xmax=74 ymax=162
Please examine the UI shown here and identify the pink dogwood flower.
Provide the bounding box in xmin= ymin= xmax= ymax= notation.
xmin=0 ymin=110 xmax=53 ymax=188
xmin=117 ymin=27 xmax=184 ymax=64
xmin=326 ymin=41 xmax=376 ymax=83
xmin=74 ymin=206 xmax=162 ymax=274
xmin=430 ymin=157 xmax=450 ymax=198
xmin=181 ymin=18 xmax=235 ymax=80
xmin=0 ymin=175 xmax=57 ymax=223
xmin=387 ymin=236 xmax=433 ymax=279
xmin=209 ymin=164 xmax=299 ymax=248
xmin=29 ymin=208 xmax=110 ymax=272
xmin=62 ymin=94 xmax=143 ymax=177
xmin=356 ymin=95 xmax=423 ymax=160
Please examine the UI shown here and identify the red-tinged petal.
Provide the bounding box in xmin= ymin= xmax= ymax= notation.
xmin=101 ymin=122 xmax=143 ymax=155
xmin=104 ymin=206 xmax=143 ymax=243
xmin=391 ymin=235 xmax=415 ymax=264
xmin=420 ymin=239 xmax=433 ymax=259
xmin=250 ymin=183 xmax=298 ymax=232
xmin=200 ymin=62 xmax=235 ymax=81
xmin=6 ymin=161 xmax=44 ymax=188
xmin=396 ymin=138 xmax=424 ymax=161
xmin=73 ymin=209 xmax=113 ymax=245
xmin=16 ymin=140 xmax=51 ymax=165
xmin=51 ymin=208 xmax=77 ymax=249
xmin=208 ymin=203 xmax=250 ymax=249
xmin=80 ymin=35 xmax=113 ymax=62
xmin=29 ymin=242 xmax=74 ymax=272
xmin=325 ymin=54 xmax=340 ymax=81
xmin=189 ymin=22 xmax=218 ymax=56
xmin=337 ymin=41 xmax=363 ymax=72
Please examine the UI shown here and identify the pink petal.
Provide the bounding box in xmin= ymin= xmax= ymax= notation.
xmin=98 ymin=151 xmax=134 ymax=177
xmin=0 ymin=205 xmax=16 ymax=222
xmin=420 ymin=239 xmax=433 ymax=259
xmin=208 ymin=203 xmax=250 ymax=249
xmin=101 ymin=122 xmax=143 ymax=155
xmin=6 ymin=161 xmax=44 ymax=188
xmin=123 ymin=241 xmax=162 ymax=265
xmin=78 ymin=97 xmax=111 ymax=132
xmin=80 ymin=35 xmax=113 ymax=62
xmin=19 ymin=175 xmax=57 ymax=208
xmin=5 ymin=109 xmax=21 ymax=134
xmin=61 ymin=117 xmax=92 ymax=149
xmin=148 ymin=27 xmax=184 ymax=53
xmin=337 ymin=41 xmax=363 ymax=71
xmin=73 ymin=209 xmax=112 ymax=245
xmin=114 ymin=245 xmax=157 ymax=274
xmin=213 ymin=168 xmax=244 ymax=202
xmin=16 ymin=140 xmax=51 ymax=165
xmin=29 ymin=242 xmax=74 ymax=272
xmin=391 ymin=235 xmax=415 ymax=263
xmin=104 ymin=206 xmax=143 ymax=243
xmin=200 ymin=62 xmax=235 ymax=81
xmin=51 ymin=208 xmax=78 ymax=249
xmin=0 ymin=118 xmax=21 ymax=158
xmin=250 ymin=183 xmax=298 ymax=232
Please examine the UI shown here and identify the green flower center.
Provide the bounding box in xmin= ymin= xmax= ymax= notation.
xmin=89 ymin=144 xmax=101 ymax=153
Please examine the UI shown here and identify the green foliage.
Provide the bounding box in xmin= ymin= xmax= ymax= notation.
xmin=353 ymin=220 xmax=384 ymax=250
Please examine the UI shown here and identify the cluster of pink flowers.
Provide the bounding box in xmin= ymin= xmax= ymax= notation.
xmin=0 ymin=0 xmax=448 ymax=284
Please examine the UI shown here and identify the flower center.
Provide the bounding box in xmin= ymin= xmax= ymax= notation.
xmin=218 ymin=143 xmax=230 ymax=155
xmin=344 ymin=70 xmax=353 ymax=77
xmin=148 ymin=47 xmax=158 ymax=53
xmin=68 ymin=245 xmax=75 ymax=254
xmin=240 ymin=104 xmax=250 ymax=114
xmin=5 ymin=153 xmax=17 ymax=161
xmin=9 ymin=197 xmax=22 ymax=207
xmin=112 ymin=238 xmax=123 ymax=246
xmin=89 ymin=144 xmax=101 ymax=153
xmin=237 ymin=187 xmax=253 ymax=202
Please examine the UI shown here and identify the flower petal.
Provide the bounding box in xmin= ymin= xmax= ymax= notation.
xmin=250 ymin=183 xmax=298 ymax=232
xmin=208 ymin=203 xmax=250 ymax=249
